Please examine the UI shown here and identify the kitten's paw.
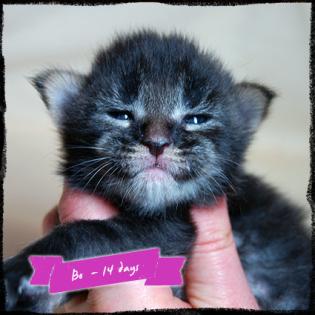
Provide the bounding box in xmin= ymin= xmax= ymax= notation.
xmin=4 ymin=255 xmax=63 ymax=312
xmin=4 ymin=255 xmax=30 ymax=311
xmin=171 ymin=286 xmax=186 ymax=301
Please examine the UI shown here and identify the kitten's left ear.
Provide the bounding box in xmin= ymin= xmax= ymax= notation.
xmin=235 ymin=82 xmax=276 ymax=132
xmin=31 ymin=69 xmax=85 ymax=126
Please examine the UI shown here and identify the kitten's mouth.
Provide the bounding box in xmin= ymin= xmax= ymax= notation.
xmin=142 ymin=165 xmax=171 ymax=180
xmin=130 ymin=160 xmax=172 ymax=181
xmin=153 ymin=160 xmax=165 ymax=169
xmin=129 ymin=151 xmax=190 ymax=181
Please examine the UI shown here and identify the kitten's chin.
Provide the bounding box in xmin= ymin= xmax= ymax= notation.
xmin=135 ymin=167 xmax=176 ymax=192
xmin=126 ymin=167 xmax=196 ymax=215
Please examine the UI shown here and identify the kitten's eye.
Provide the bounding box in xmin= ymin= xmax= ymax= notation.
xmin=108 ymin=111 xmax=133 ymax=121
xmin=184 ymin=114 xmax=210 ymax=125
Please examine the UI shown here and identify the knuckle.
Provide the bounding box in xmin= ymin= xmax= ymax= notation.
xmin=194 ymin=229 xmax=234 ymax=254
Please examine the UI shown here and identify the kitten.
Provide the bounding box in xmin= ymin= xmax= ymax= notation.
xmin=4 ymin=31 xmax=311 ymax=311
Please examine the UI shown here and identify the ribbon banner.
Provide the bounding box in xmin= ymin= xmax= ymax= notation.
xmin=28 ymin=248 xmax=186 ymax=294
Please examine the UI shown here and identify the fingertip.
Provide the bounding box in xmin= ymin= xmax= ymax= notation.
xmin=59 ymin=187 xmax=119 ymax=223
xmin=42 ymin=206 xmax=59 ymax=235
xmin=190 ymin=195 xmax=228 ymax=223
xmin=189 ymin=195 xmax=232 ymax=249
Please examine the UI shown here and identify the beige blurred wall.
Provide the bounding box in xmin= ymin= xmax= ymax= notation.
xmin=3 ymin=3 xmax=311 ymax=258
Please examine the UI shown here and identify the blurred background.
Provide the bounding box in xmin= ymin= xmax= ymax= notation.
xmin=3 ymin=3 xmax=311 ymax=258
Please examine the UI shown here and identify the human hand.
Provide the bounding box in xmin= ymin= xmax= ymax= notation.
xmin=43 ymin=187 xmax=260 ymax=312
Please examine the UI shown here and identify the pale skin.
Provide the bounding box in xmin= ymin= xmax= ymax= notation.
xmin=42 ymin=186 xmax=260 ymax=312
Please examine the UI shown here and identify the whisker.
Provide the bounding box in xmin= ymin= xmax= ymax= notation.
xmin=215 ymin=156 xmax=241 ymax=167
xmin=92 ymin=164 xmax=119 ymax=194
xmin=64 ymin=157 xmax=110 ymax=171
xmin=196 ymin=165 xmax=236 ymax=195
xmin=82 ymin=162 xmax=113 ymax=191
xmin=81 ymin=161 xmax=112 ymax=180
xmin=192 ymin=169 xmax=217 ymax=203
xmin=65 ymin=145 xmax=111 ymax=152
xmin=120 ymin=180 xmax=134 ymax=205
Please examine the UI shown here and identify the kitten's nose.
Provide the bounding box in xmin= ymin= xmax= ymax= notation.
xmin=143 ymin=137 xmax=170 ymax=157
xmin=142 ymin=119 xmax=173 ymax=157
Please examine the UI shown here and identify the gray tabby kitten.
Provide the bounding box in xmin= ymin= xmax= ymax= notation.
xmin=4 ymin=31 xmax=311 ymax=311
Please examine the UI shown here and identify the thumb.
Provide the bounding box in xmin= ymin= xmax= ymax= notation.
xmin=186 ymin=196 xmax=259 ymax=309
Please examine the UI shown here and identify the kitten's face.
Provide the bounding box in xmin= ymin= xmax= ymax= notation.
xmin=86 ymin=79 xmax=229 ymax=212
xmin=33 ymin=32 xmax=274 ymax=215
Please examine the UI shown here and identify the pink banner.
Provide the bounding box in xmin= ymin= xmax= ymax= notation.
xmin=28 ymin=248 xmax=185 ymax=294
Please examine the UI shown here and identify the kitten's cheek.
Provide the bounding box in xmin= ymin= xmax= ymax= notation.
xmin=58 ymin=187 xmax=119 ymax=223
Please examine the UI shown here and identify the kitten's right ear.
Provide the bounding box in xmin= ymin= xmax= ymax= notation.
xmin=31 ymin=69 xmax=85 ymax=126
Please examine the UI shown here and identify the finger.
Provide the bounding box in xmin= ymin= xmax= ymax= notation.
xmin=58 ymin=185 xmax=119 ymax=224
xmin=42 ymin=206 xmax=60 ymax=235
xmin=186 ymin=196 xmax=259 ymax=309
xmin=54 ymin=292 xmax=89 ymax=313
xmin=56 ymin=186 xmax=188 ymax=312
xmin=60 ymin=281 xmax=190 ymax=313
xmin=87 ymin=282 xmax=189 ymax=312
